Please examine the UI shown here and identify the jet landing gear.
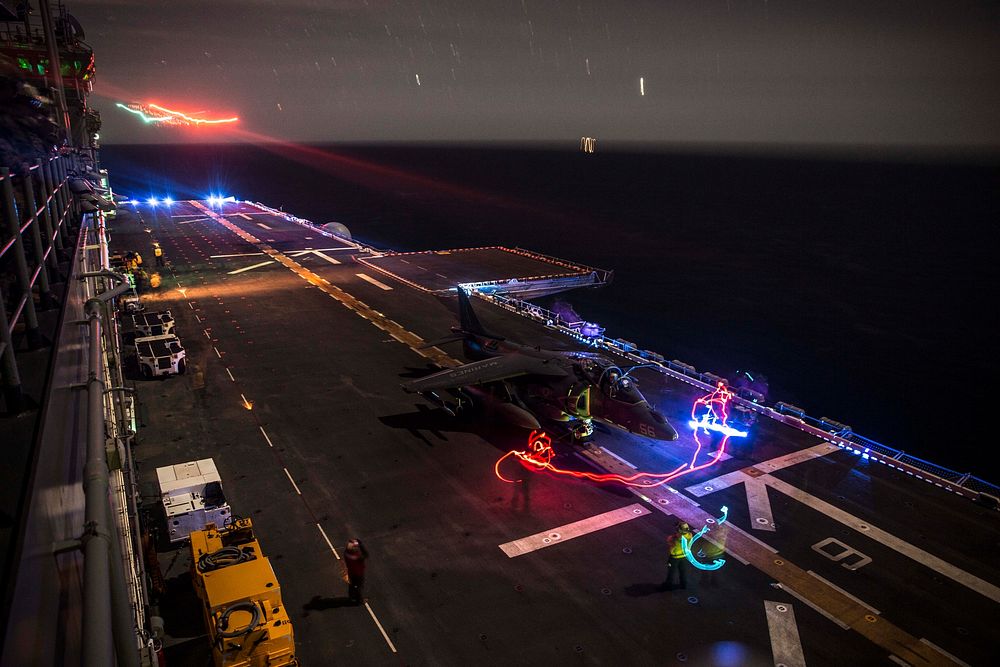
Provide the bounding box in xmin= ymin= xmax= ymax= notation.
xmin=572 ymin=418 xmax=595 ymax=442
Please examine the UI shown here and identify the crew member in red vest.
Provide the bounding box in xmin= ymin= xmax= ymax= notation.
xmin=344 ymin=539 xmax=369 ymax=605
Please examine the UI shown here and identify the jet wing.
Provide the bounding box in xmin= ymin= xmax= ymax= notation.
xmin=403 ymin=353 xmax=568 ymax=393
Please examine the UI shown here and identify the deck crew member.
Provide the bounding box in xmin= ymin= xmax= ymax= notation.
xmin=344 ymin=539 xmax=369 ymax=605
xmin=153 ymin=242 xmax=164 ymax=266
xmin=662 ymin=521 xmax=693 ymax=591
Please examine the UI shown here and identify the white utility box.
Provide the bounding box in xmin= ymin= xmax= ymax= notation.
xmin=155 ymin=458 xmax=231 ymax=543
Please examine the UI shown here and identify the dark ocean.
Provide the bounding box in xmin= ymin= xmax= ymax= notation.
xmin=99 ymin=143 xmax=1000 ymax=481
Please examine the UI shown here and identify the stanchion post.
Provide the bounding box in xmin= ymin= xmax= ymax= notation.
xmin=21 ymin=167 xmax=55 ymax=308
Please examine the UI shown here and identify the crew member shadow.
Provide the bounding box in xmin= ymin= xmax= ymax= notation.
xmin=624 ymin=582 xmax=666 ymax=597
xmin=302 ymin=594 xmax=358 ymax=616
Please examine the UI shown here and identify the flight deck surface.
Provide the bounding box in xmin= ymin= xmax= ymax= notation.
xmin=113 ymin=200 xmax=998 ymax=666
xmin=357 ymin=246 xmax=600 ymax=294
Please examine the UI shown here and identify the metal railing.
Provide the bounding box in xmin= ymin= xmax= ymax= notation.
xmin=480 ymin=292 xmax=1000 ymax=505
xmin=1 ymin=156 xmax=74 ymax=411
xmin=2 ymin=153 xmax=152 ymax=664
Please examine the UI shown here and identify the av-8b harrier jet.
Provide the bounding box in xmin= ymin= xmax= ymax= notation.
xmin=402 ymin=289 xmax=679 ymax=442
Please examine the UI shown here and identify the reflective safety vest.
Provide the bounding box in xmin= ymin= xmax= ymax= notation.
xmin=154 ymin=247 xmax=162 ymax=257
xmin=669 ymin=530 xmax=693 ymax=558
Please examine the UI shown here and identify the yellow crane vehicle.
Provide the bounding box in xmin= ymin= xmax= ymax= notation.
xmin=189 ymin=519 xmax=298 ymax=666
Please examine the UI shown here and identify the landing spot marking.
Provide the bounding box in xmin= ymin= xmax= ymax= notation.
xmin=764 ymin=600 xmax=807 ymax=667
xmin=599 ymin=446 xmax=637 ymax=469
xmin=258 ymin=426 xmax=274 ymax=447
xmin=499 ymin=504 xmax=650 ymax=557
xmin=745 ymin=477 xmax=776 ymax=532
xmin=686 ymin=442 xmax=837 ymax=497
xmin=256 ymin=222 xmax=272 ymax=230
xmin=311 ymin=250 xmax=342 ymax=265
xmin=765 ymin=475 xmax=1000 ymax=603
xmin=356 ymin=273 xmax=393 ymax=290
xmin=228 ymin=260 xmax=275 ymax=275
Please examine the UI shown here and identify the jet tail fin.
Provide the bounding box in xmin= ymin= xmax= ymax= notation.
xmin=457 ymin=287 xmax=498 ymax=338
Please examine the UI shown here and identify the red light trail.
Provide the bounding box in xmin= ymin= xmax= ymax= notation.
xmin=116 ymin=102 xmax=239 ymax=126
xmin=495 ymin=383 xmax=742 ymax=488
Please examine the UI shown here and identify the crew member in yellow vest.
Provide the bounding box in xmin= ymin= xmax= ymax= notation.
xmin=661 ymin=521 xmax=694 ymax=591
xmin=153 ymin=243 xmax=164 ymax=267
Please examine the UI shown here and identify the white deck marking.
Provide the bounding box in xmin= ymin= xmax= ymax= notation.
xmin=364 ymin=602 xmax=398 ymax=653
xmin=599 ymin=446 xmax=638 ymax=469
xmin=316 ymin=524 xmax=340 ymax=559
xmin=806 ymin=571 xmax=881 ymax=615
xmin=745 ymin=477 xmax=776 ymax=532
xmin=258 ymin=426 xmax=274 ymax=448
xmin=764 ymin=600 xmax=807 ymax=667
xmin=499 ymin=504 xmax=651 ymax=557
xmin=283 ymin=467 xmax=301 ymax=495
xmin=213 ymin=346 xmax=222 ymax=358
xmin=706 ymin=449 xmax=732 ymax=462
xmin=888 ymin=656 xmax=911 ymax=667
xmin=583 ymin=446 xmax=779 ymax=560
xmin=227 ymin=260 xmax=275 ymax=275
xmin=687 ymin=442 xmax=838 ymax=497
xmin=256 ymin=222 xmax=272 ymax=229
xmin=311 ymin=250 xmax=342 ymax=265
xmin=211 ymin=252 xmax=265 ymax=258
xmin=239 ymin=213 xmax=253 ymax=220
xmin=764 ymin=475 xmax=1000 ymax=604
xmin=356 ymin=273 xmax=393 ymax=290
xmin=773 ymin=583 xmax=850 ymax=630
xmin=919 ymin=638 xmax=970 ymax=667
xmin=225 ymin=368 xmax=236 ymax=382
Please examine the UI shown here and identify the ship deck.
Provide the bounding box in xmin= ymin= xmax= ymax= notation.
xmin=111 ymin=200 xmax=999 ymax=666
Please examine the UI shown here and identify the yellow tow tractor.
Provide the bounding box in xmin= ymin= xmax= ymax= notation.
xmin=189 ymin=519 xmax=298 ymax=666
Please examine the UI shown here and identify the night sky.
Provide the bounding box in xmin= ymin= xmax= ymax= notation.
xmin=73 ymin=1 xmax=999 ymax=147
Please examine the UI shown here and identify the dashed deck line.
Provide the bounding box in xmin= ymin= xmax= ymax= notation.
xmin=283 ymin=467 xmax=302 ymax=495
xmin=316 ymin=524 xmax=340 ymax=560
xmin=364 ymin=602 xmax=398 ymax=653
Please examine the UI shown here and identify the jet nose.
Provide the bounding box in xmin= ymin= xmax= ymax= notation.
xmin=664 ymin=423 xmax=679 ymax=441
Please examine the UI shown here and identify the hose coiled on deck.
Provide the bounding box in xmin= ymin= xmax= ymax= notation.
xmin=217 ymin=601 xmax=262 ymax=638
xmin=197 ymin=545 xmax=254 ymax=572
